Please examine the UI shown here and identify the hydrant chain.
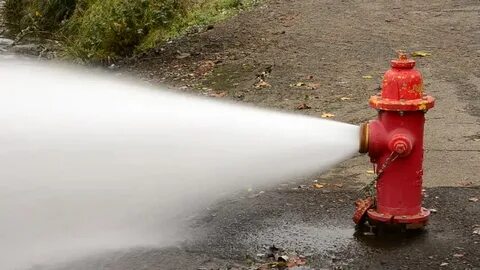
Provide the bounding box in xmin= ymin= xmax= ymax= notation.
xmin=375 ymin=151 xmax=399 ymax=178
xmin=362 ymin=151 xmax=399 ymax=197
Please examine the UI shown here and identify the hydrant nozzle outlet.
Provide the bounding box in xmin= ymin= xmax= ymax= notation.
xmin=359 ymin=122 xmax=369 ymax=154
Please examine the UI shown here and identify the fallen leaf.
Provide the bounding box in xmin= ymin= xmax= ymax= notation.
xmin=296 ymin=103 xmax=311 ymax=110
xmin=176 ymin=52 xmax=191 ymax=59
xmin=334 ymin=183 xmax=344 ymax=188
xmin=411 ymin=51 xmax=432 ymax=57
xmin=254 ymin=79 xmax=271 ymax=89
xmin=208 ymin=91 xmax=227 ymax=98
xmin=440 ymin=262 xmax=449 ymax=267
xmin=313 ymin=183 xmax=325 ymax=189
xmin=458 ymin=180 xmax=474 ymax=187
xmin=290 ymin=81 xmax=320 ymax=90
xmin=306 ymin=82 xmax=320 ymax=90
xmin=290 ymin=82 xmax=306 ymax=87
xmin=286 ymin=256 xmax=307 ymax=267
xmin=366 ymin=170 xmax=375 ymax=174
xmin=468 ymin=197 xmax=479 ymax=202
xmin=362 ymin=75 xmax=373 ymax=79
xmin=340 ymin=97 xmax=351 ymax=101
xmin=195 ymin=60 xmax=215 ymax=76
xmin=321 ymin=112 xmax=335 ymax=118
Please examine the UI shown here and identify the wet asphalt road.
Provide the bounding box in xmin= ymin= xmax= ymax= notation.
xmin=41 ymin=183 xmax=479 ymax=270
xmin=3 ymin=0 xmax=479 ymax=269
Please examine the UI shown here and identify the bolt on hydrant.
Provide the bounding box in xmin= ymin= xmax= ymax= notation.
xmin=354 ymin=53 xmax=435 ymax=230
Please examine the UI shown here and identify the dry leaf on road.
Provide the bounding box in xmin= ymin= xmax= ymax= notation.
xmin=296 ymin=103 xmax=311 ymax=110
xmin=306 ymin=82 xmax=320 ymax=90
xmin=411 ymin=51 xmax=432 ymax=57
xmin=208 ymin=92 xmax=227 ymax=98
xmin=321 ymin=112 xmax=335 ymax=118
xmin=313 ymin=183 xmax=325 ymax=189
xmin=195 ymin=60 xmax=215 ymax=76
xmin=254 ymin=80 xmax=271 ymax=89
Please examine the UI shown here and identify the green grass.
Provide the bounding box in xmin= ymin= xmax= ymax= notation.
xmin=4 ymin=0 xmax=76 ymax=36
xmin=2 ymin=0 xmax=259 ymax=62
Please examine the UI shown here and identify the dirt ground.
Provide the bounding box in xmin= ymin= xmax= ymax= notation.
xmin=56 ymin=1 xmax=479 ymax=269
xmin=44 ymin=185 xmax=480 ymax=270
xmin=124 ymin=0 xmax=480 ymax=188
xmin=124 ymin=1 xmax=479 ymax=269
xmin=3 ymin=0 xmax=480 ymax=269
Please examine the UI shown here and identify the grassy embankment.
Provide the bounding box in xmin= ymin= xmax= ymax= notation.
xmin=2 ymin=0 xmax=258 ymax=62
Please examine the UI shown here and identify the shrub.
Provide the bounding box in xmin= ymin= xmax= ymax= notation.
xmin=2 ymin=0 xmax=258 ymax=61
xmin=3 ymin=0 xmax=76 ymax=36
xmin=63 ymin=0 xmax=192 ymax=61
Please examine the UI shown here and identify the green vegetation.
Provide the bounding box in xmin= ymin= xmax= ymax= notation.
xmin=2 ymin=0 xmax=258 ymax=62
xmin=4 ymin=0 xmax=76 ymax=35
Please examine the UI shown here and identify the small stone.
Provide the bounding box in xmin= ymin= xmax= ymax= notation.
xmin=440 ymin=262 xmax=448 ymax=267
xmin=10 ymin=44 xmax=42 ymax=55
xmin=468 ymin=197 xmax=479 ymax=202
xmin=0 ymin=38 xmax=14 ymax=46
xmin=176 ymin=52 xmax=191 ymax=59
xmin=278 ymin=255 xmax=289 ymax=262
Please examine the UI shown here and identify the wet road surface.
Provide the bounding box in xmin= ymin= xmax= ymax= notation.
xmin=40 ymin=184 xmax=479 ymax=270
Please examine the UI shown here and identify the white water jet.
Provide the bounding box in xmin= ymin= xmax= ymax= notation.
xmin=0 ymin=61 xmax=359 ymax=270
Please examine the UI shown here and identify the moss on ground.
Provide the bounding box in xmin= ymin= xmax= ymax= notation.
xmin=2 ymin=0 xmax=259 ymax=62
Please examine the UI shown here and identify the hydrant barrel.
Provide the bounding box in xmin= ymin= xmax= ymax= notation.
xmin=374 ymin=112 xmax=424 ymax=217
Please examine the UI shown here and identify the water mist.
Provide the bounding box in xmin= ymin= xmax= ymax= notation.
xmin=0 ymin=61 xmax=359 ymax=269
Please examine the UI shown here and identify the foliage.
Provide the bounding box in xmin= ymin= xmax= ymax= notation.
xmin=63 ymin=0 xmax=184 ymax=60
xmin=2 ymin=0 xmax=259 ymax=61
xmin=4 ymin=0 xmax=76 ymax=35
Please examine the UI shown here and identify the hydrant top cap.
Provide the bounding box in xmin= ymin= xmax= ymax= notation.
xmin=391 ymin=58 xmax=416 ymax=69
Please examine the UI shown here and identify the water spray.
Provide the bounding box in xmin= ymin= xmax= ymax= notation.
xmin=0 ymin=54 xmax=435 ymax=269
xmin=354 ymin=53 xmax=435 ymax=230
xmin=0 ymin=60 xmax=359 ymax=269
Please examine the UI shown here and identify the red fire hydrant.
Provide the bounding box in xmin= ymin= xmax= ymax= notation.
xmin=354 ymin=53 xmax=435 ymax=229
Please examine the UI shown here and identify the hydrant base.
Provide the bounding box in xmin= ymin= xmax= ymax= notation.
xmin=367 ymin=207 xmax=430 ymax=225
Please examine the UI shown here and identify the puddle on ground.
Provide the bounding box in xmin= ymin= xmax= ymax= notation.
xmin=353 ymin=224 xmax=429 ymax=249
xmin=243 ymin=222 xmax=355 ymax=256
